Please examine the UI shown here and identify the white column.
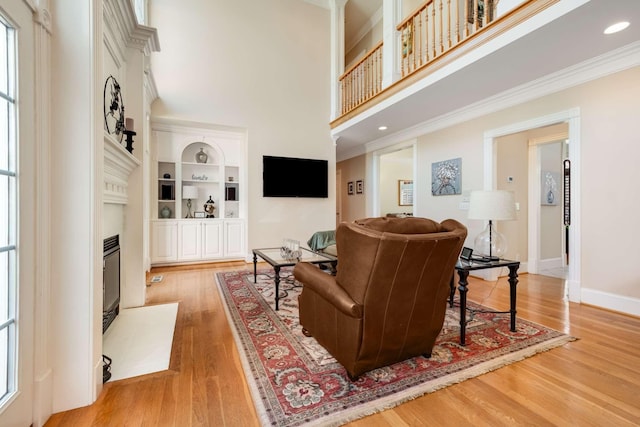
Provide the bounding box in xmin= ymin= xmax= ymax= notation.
xmin=32 ymin=3 xmax=54 ymax=425
xmin=381 ymin=0 xmax=402 ymax=88
xmin=329 ymin=0 xmax=346 ymax=121
xmin=50 ymin=0 xmax=104 ymax=411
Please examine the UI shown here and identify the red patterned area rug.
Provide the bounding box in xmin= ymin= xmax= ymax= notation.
xmin=215 ymin=268 xmax=575 ymax=427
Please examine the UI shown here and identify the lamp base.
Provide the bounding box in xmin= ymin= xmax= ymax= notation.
xmin=473 ymin=221 xmax=507 ymax=260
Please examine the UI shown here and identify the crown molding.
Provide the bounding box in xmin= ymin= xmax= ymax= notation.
xmin=103 ymin=0 xmax=160 ymax=60
xmin=362 ymin=41 xmax=640 ymax=155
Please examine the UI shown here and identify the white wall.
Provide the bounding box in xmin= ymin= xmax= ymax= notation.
xmin=149 ymin=0 xmax=334 ymax=250
xmin=413 ymin=66 xmax=640 ymax=303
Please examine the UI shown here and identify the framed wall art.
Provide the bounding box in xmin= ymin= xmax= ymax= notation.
xmin=431 ymin=158 xmax=461 ymax=196
xmin=541 ymin=170 xmax=560 ymax=205
xmin=398 ymin=180 xmax=413 ymax=206
xmin=356 ymin=180 xmax=363 ymax=194
xmin=348 ymin=181 xmax=354 ymax=195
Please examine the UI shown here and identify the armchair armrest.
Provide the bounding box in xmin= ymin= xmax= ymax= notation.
xmin=294 ymin=262 xmax=363 ymax=318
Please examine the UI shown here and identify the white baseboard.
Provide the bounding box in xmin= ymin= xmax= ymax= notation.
xmin=539 ymin=257 xmax=563 ymax=270
xmin=581 ymin=288 xmax=640 ymax=318
xmin=33 ymin=369 xmax=53 ymax=427
xmin=94 ymin=357 xmax=103 ymax=402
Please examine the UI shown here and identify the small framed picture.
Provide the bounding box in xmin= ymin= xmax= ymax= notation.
xmin=356 ymin=180 xmax=364 ymax=194
xmin=348 ymin=181 xmax=354 ymax=195
xmin=194 ymin=211 xmax=206 ymax=218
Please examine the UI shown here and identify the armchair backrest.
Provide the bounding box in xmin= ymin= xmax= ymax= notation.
xmin=334 ymin=217 xmax=467 ymax=363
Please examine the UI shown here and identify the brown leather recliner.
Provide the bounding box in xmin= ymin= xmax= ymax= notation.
xmin=293 ymin=217 xmax=467 ymax=379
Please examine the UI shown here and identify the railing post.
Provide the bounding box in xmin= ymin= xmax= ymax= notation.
xmin=381 ymin=0 xmax=402 ymax=89
xmin=330 ymin=0 xmax=347 ymax=121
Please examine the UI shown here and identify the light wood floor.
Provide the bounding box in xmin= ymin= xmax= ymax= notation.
xmin=45 ymin=262 xmax=640 ymax=426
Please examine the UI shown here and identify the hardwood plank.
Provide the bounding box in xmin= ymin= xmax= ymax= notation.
xmin=45 ymin=263 xmax=640 ymax=426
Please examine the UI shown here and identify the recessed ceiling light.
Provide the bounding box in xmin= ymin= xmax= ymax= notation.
xmin=378 ymin=126 xmax=387 ymax=131
xmin=604 ymin=21 xmax=630 ymax=35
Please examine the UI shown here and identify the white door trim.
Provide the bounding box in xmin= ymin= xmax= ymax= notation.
xmin=483 ymin=108 xmax=581 ymax=302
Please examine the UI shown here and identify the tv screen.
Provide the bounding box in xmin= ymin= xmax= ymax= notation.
xmin=263 ymin=155 xmax=328 ymax=198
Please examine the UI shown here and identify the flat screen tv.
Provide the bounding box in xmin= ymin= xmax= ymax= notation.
xmin=263 ymin=155 xmax=328 ymax=198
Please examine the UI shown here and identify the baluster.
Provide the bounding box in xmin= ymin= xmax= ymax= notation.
xmin=356 ymin=68 xmax=359 ymax=107
xmin=431 ymin=2 xmax=436 ymax=59
xmin=416 ymin=15 xmax=421 ymax=70
xmin=455 ymin=0 xmax=459 ymax=44
xmin=438 ymin=0 xmax=443 ymax=54
xmin=376 ymin=46 xmax=382 ymax=92
xmin=447 ymin=0 xmax=452 ymax=49
xmin=464 ymin=0 xmax=470 ymax=38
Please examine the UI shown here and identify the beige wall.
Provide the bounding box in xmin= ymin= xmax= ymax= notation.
xmin=496 ymin=132 xmax=528 ymax=261
xmin=410 ymin=66 xmax=640 ymax=299
xmin=337 ymin=154 xmax=367 ymax=222
xmin=149 ymin=0 xmax=334 ymax=250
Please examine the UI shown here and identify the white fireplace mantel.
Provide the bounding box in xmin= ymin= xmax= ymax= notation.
xmin=104 ymin=133 xmax=140 ymax=204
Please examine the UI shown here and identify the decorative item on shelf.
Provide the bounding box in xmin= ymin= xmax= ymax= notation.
xmin=160 ymin=206 xmax=172 ymax=219
xmin=195 ymin=147 xmax=208 ymax=164
xmin=182 ymin=185 xmax=198 ymax=218
xmin=163 ymin=173 xmax=171 ymax=179
xmin=194 ymin=212 xmax=206 ymax=219
xmin=161 ymin=184 xmax=174 ymax=200
xmin=228 ymin=176 xmax=234 ymax=182
xmin=191 ymin=174 xmax=208 ymax=181
xmin=103 ymin=75 xmax=125 ymax=142
xmin=123 ymin=117 xmax=136 ymax=153
xmin=204 ymin=195 xmax=215 ymax=218
xmin=468 ymin=190 xmax=516 ymax=261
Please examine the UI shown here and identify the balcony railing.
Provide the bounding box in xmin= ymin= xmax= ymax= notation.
xmin=398 ymin=0 xmax=495 ymax=77
xmin=338 ymin=41 xmax=384 ymax=116
xmin=336 ymin=0 xmax=497 ymax=120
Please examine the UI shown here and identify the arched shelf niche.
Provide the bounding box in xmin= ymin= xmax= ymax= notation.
xmin=179 ymin=141 xmax=225 ymax=218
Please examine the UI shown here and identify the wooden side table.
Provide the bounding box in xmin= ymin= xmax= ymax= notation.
xmin=451 ymin=258 xmax=520 ymax=346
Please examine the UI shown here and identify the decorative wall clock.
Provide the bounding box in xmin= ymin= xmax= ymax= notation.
xmin=103 ymin=75 xmax=125 ymax=142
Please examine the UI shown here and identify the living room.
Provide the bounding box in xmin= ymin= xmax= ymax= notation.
xmin=2 ymin=0 xmax=640 ymax=426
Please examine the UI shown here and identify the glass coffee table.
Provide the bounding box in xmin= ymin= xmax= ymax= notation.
xmin=252 ymin=247 xmax=337 ymax=310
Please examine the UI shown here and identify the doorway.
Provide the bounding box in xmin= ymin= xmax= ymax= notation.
xmin=528 ymin=131 xmax=569 ymax=280
xmin=485 ymin=109 xmax=581 ymax=303
xmin=375 ymin=144 xmax=415 ymax=217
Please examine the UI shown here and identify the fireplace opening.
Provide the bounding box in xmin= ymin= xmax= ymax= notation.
xmin=103 ymin=235 xmax=120 ymax=333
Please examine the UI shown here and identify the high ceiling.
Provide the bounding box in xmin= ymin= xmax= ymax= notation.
xmin=330 ymin=0 xmax=640 ymax=159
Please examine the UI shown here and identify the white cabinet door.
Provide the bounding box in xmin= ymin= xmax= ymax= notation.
xmin=179 ymin=221 xmax=202 ymax=260
xmin=224 ymin=219 xmax=246 ymax=258
xmin=151 ymin=221 xmax=178 ymax=263
xmin=202 ymin=221 xmax=224 ymax=259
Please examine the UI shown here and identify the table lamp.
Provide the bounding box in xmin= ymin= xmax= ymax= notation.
xmin=182 ymin=185 xmax=199 ymax=218
xmin=468 ymin=190 xmax=516 ymax=261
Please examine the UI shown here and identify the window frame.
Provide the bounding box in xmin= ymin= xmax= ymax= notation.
xmin=0 ymin=14 xmax=18 ymax=408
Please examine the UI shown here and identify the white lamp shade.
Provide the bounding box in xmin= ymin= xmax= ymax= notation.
xmin=468 ymin=190 xmax=516 ymax=221
xmin=182 ymin=185 xmax=199 ymax=200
